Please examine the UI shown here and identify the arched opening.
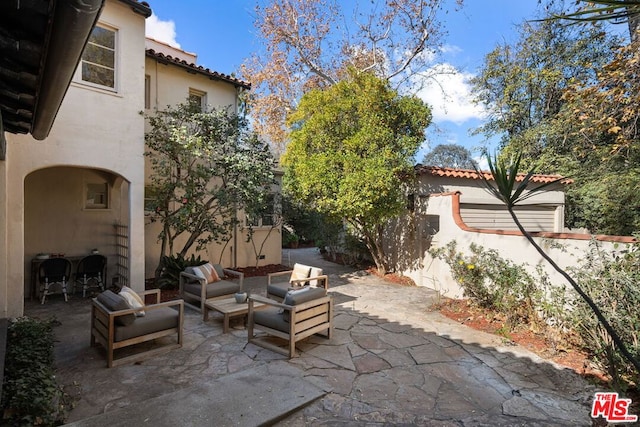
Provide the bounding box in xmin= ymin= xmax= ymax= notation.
xmin=24 ymin=166 xmax=131 ymax=300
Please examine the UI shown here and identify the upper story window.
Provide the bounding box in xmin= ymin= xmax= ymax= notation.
xmin=81 ymin=25 xmax=117 ymax=90
xmin=246 ymin=193 xmax=279 ymax=228
xmin=188 ymin=88 xmax=207 ymax=112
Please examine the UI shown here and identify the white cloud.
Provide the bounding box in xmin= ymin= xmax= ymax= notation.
xmin=414 ymin=63 xmax=487 ymax=125
xmin=473 ymin=155 xmax=489 ymax=170
xmin=440 ymin=44 xmax=462 ymax=55
xmin=145 ymin=13 xmax=181 ymax=48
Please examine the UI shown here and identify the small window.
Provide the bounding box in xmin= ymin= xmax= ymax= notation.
xmin=81 ymin=25 xmax=117 ymax=89
xmin=188 ymin=88 xmax=206 ymax=111
xmin=144 ymin=186 xmax=158 ymax=214
xmin=86 ymin=183 xmax=109 ymax=209
xmin=144 ymin=75 xmax=151 ymax=109
xmin=246 ymin=194 xmax=278 ymax=227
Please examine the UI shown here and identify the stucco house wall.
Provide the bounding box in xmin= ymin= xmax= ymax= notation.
xmin=143 ymin=42 xmax=282 ymax=277
xmin=0 ymin=0 xmax=147 ymax=317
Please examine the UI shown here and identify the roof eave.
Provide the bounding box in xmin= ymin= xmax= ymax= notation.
xmin=117 ymin=0 xmax=152 ymax=18
xmin=414 ymin=165 xmax=572 ymax=185
xmin=31 ymin=0 xmax=105 ymax=140
xmin=146 ymin=50 xmax=252 ymax=90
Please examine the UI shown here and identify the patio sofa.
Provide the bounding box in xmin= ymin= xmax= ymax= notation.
xmin=90 ymin=288 xmax=184 ymax=368
xmin=179 ymin=263 xmax=244 ymax=317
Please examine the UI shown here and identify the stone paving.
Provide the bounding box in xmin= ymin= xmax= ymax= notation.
xmin=24 ymin=248 xmax=601 ymax=426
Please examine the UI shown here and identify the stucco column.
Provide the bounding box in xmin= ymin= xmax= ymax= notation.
xmin=128 ymin=178 xmax=145 ymax=292
xmin=554 ymin=205 xmax=565 ymax=233
xmin=3 ymin=145 xmax=26 ymax=318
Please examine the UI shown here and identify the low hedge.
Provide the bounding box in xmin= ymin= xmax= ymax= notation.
xmin=1 ymin=317 xmax=66 ymax=426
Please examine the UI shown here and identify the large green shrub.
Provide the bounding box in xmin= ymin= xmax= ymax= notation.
xmin=1 ymin=317 xmax=66 ymax=426
xmin=157 ymin=253 xmax=206 ymax=289
xmin=431 ymin=241 xmax=545 ymax=327
xmin=568 ymin=240 xmax=640 ymax=389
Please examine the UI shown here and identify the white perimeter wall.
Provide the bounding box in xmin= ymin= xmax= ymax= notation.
xmin=399 ymin=193 xmax=633 ymax=299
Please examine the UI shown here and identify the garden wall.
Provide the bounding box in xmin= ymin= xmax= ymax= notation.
xmin=393 ymin=192 xmax=636 ymax=298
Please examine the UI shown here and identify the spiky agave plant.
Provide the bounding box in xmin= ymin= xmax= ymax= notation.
xmin=477 ymin=151 xmax=640 ymax=375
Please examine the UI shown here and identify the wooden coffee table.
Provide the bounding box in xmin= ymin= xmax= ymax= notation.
xmin=204 ymin=297 xmax=266 ymax=333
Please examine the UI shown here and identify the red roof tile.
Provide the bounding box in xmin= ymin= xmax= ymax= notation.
xmin=415 ymin=165 xmax=572 ymax=184
xmin=146 ymin=49 xmax=251 ymax=90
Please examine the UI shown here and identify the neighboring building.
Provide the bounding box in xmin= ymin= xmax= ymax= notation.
xmin=0 ymin=0 xmax=281 ymax=318
xmin=387 ymin=165 xmax=634 ymax=298
xmin=413 ymin=166 xmax=567 ymax=233
xmin=144 ymin=40 xmax=282 ymax=277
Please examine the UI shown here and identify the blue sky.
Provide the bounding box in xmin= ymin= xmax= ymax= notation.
xmin=144 ymin=0 xmax=545 ymax=165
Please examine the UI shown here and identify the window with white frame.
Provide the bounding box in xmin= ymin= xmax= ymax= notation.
xmin=188 ymin=88 xmax=207 ymax=111
xmin=144 ymin=186 xmax=159 ymax=214
xmin=81 ymin=25 xmax=117 ymax=90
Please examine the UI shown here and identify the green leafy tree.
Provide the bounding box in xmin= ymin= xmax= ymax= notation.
xmin=145 ymin=102 xmax=276 ymax=273
xmin=470 ymin=12 xmax=640 ymax=235
xmin=422 ymin=144 xmax=476 ymax=169
xmin=282 ymin=71 xmax=431 ymax=274
xmin=478 ymin=151 xmax=640 ymax=376
xmin=471 ymin=17 xmax=618 ymax=163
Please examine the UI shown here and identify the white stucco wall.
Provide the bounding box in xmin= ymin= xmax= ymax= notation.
xmin=143 ymin=54 xmax=282 ymax=278
xmin=401 ymin=193 xmax=633 ymax=299
xmin=144 ymin=56 xmax=239 ymax=112
xmin=0 ymin=0 xmax=147 ymax=317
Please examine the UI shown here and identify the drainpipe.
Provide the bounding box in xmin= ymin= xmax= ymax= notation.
xmin=31 ymin=0 xmax=105 ymax=140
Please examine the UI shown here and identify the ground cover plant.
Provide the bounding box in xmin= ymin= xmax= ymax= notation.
xmin=1 ymin=317 xmax=70 ymax=426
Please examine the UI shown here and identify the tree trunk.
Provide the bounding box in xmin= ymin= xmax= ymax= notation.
xmin=155 ymin=226 xmax=170 ymax=281
xmin=361 ymin=227 xmax=388 ymax=275
xmin=507 ymin=207 xmax=640 ymax=374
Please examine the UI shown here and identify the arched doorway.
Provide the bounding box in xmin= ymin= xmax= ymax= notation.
xmin=24 ymin=166 xmax=131 ymax=300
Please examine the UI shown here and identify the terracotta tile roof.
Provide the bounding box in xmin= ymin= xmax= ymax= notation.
xmin=146 ymin=49 xmax=251 ymax=90
xmin=415 ymin=165 xmax=572 ymax=184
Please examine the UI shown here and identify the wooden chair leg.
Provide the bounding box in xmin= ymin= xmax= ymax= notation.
xmin=288 ymin=339 xmax=296 ymax=358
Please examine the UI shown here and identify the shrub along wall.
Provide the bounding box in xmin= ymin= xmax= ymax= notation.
xmin=0 ymin=318 xmax=6 ymax=403
xmin=1 ymin=317 xmax=67 ymax=426
xmin=432 ymin=240 xmax=640 ymax=390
